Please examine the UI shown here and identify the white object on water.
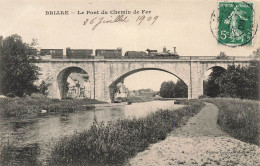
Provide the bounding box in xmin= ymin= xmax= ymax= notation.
xmin=41 ymin=110 xmax=47 ymax=113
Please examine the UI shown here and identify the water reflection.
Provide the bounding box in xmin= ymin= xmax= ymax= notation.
xmin=0 ymin=100 xmax=182 ymax=164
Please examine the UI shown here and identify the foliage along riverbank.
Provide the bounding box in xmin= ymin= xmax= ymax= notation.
xmin=0 ymin=93 xmax=105 ymax=118
xmin=47 ymin=100 xmax=204 ymax=165
xmin=114 ymin=96 xmax=154 ymax=103
xmin=117 ymin=96 xmax=187 ymax=104
xmin=203 ymin=98 xmax=260 ymax=146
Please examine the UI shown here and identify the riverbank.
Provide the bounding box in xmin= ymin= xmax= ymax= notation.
xmin=91 ymin=102 xmax=129 ymax=108
xmin=203 ymin=98 xmax=260 ymax=146
xmin=125 ymin=96 xmax=156 ymax=103
xmin=2 ymin=97 xmax=257 ymax=165
xmin=47 ymin=100 xmax=204 ymax=165
xmin=129 ymin=102 xmax=260 ymax=166
xmin=118 ymin=96 xmax=186 ymax=104
xmin=0 ymin=100 xmax=187 ymax=165
xmin=0 ymin=93 xmax=105 ymax=118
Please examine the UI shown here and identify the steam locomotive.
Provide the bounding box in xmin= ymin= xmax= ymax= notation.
xmin=124 ymin=47 xmax=179 ymax=59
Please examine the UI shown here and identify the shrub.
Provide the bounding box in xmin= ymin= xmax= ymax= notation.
xmin=30 ymin=93 xmax=48 ymax=100
xmin=38 ymin=81 xmax=51 ymax=96
xmin=198 ymin=94 xmax=209 ymax=99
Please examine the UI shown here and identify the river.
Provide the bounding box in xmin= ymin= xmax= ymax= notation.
xmin=0 ymin=100 xmax=183 ymax=164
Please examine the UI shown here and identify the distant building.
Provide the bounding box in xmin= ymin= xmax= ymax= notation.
xmin=67 ymin=72 xmax=91 ymax=98
xmin=128 ymin=91 xmax=135 ymax=96
xmin=131 ymin=89 xmax=157 ymax=97
xmin=115 ymin=82 xmax=129 ymax=98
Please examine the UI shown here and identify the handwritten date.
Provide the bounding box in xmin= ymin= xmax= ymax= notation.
xmin=83 ymin=15 xmax=159 ymax=30
xmin=136 ymin=15 xmax=158 ymax=25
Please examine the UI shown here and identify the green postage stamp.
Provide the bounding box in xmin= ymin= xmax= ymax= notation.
xmin=218 ymin=2 xmax=254 ymax=46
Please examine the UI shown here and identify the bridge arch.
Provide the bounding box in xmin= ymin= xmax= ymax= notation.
xmin=207 ymin=65 xmax=227 ymax=70
xmin=57 ymin=66 xmax=90 ymax=99
xmin=203 ymin=65 xmax=227 ymax=80
xmin=108 ymin=68 xmax=188 ymax=102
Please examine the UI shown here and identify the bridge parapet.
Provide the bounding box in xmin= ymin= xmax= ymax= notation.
xmin=180 ymin=56 xmax=257 ymax=61
xmin=38 ymin=56 xmax=256 ymax=62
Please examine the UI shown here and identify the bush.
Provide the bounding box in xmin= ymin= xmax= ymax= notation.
xmin=38 ymin=81 xmax=51 ymax=96
xmin=30 ymin=93 xmax=48 ymax=100
xmin=198 ymin=95 xmax=209 ymax=99
xmin=48 ymin=100 xmax=205 ymax=165
xmin=115 ymin=97 xmax=128 ymax=102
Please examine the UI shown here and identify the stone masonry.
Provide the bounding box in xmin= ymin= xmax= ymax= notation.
xmin=36 ymin=57 xmax=251 ymax=102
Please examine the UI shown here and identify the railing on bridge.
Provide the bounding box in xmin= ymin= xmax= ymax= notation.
xmin=39 ymin=55 xmax=256 ymax=61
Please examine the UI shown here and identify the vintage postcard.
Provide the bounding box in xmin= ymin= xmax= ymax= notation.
xmin=0 ymin=0 xmax=259 ymax=165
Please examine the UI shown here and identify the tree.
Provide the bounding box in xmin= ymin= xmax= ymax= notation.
xmin=216 ymin=51 xmax=228 ymax=59
xmin=0 ymin=34 xmax=40 ymax=97
xmin=160 ymin=80 xmax=188 ymax=98
xmin=159 ymin=81 xmax=176 ymax=98
xmin=174 ymin=79 xmax=188 ymax=98
xmin=248 ymin=48 xmax=260 ymax=99
xmin=204 ymin=67 xmax=226 ymax=97
xmin=204 ymin=48 xmax=259 ymax=100
xmin=0 ymin=36 xmax=3 ymax=46
xmin=250 ymin=48 xmax=260 ymax=59
xmin=204 ymin=49 xmax=259 ymax=99
xmin=215 ymin=48 xmax=259 ymax=100
xmin=216 ymin=63 xmax=259 ymax=100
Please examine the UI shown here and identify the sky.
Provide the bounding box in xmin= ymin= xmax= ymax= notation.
xmin=0 ymin=0 xmax=259 ymax=90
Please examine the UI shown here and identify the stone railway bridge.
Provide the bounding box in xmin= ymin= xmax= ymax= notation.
xmin=36 ymin=56 xmax=253 ymax=102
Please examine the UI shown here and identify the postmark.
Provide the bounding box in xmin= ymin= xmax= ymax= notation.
xmin=210 ymin=1 xmax=258 ymax=47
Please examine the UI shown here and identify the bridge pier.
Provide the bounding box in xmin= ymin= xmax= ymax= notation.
xmin=190 ymin=61 xmax=204 ymax=99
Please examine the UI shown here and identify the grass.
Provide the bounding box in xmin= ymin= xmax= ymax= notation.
xmin=48 ymin=100 xmax=204 ymax=165
xmin=0 ymin=93 xmax=105 ymax=117
xmin=203 ymin=98 xmax=260 ymax=145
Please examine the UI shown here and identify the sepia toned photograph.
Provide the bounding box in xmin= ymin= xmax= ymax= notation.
xmin=0 ymin=0 xmax=259 ymax=165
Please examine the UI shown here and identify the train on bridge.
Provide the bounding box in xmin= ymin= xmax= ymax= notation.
xmin=38 ymin=46 xmax=179 ymax=59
